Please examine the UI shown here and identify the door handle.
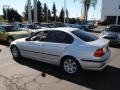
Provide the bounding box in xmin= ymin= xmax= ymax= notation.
xmin=38 ymin=44 xmax=45 ymax=46
xmin=59 ymin=46 xmax=67 ymax=49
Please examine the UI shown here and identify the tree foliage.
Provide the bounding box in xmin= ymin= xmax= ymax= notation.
xmin=43 ymin=3 xmax=48 ymax=22
xmin=37 ymin=0 xmax=43 ymax=22
xmin=3 ymin=8 xmax=22 ymax=22
xmin=59 ymin=7 xmax=64 ymax=23
xmin=52 ymin=2 xmax=57 ymax=22
xmin=75 ymin=0 xmax=97 ymax=20
xmin=22 ymin=1 xmax=78 ymax=23
xmin=23 ymin=4 xmax=28 ymax=20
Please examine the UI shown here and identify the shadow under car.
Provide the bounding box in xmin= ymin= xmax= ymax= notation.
xmin=14 ymin=57 xmax=120 ymax=90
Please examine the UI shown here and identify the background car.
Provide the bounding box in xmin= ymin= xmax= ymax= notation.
xmin=39 ymin=23 xmax=57 ymax=28
xmin=69 ymin=22 xmax=92 ymax=31
xmin=11 ymin=22 xmax=22 ymax=30
xmin=0 ymin=25 xmax=28 ymax=44
xmin=10 ymin=27 xmax=111 ymax=75
xmin=20 ymin=24 xmax=47 ymax=35
xmin=99 ymin=24 xmax=120 ymax=44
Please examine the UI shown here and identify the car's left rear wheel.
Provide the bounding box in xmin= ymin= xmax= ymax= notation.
xmin=62 ymin=57 xmax=81 ymax=75
xmin=11 ymin=46 xmax=21 ymax=59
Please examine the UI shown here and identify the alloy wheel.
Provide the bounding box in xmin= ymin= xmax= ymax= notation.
xmin=63 ymin=59 xmax=78 ymax=74
xmin=11 ymin=46 xmax=19 ymax=58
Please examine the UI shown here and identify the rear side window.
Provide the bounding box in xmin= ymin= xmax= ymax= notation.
xmin=46 ymin=31 xmax=73 ymax=44
xmin=72 ymin=30 xmax=98 ymax=42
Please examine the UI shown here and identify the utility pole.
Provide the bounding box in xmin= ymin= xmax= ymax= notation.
xmin=34 ymin=0 xmax=37 ymax=23
xmin=116 ymin=16 xmax=118 ymax=25
xmin=28 ymin=0 xmax=32 ymax=24
xmin=3 ymin=5 xmax=10 ymax=22
xmin=64 ymin=0 xmax=66 ymax=24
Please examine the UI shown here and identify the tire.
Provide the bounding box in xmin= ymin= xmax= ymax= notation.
xmin=10 ymin=45 xmax=21 ymax=59
xmin=7 ymin=37 xmax=14 ymax=44
xmin=61 ymin=57 xmax=81 ymax=75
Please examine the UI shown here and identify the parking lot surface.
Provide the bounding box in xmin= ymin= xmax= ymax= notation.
xmin=0 ymin=26 xmax=120 ymax=90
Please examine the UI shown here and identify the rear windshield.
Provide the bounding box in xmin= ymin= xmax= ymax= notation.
xmin=72 ymin=30 xmax=98 ymax=42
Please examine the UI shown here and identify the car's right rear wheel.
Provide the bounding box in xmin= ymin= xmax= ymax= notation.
xmin=7 ymin=37 xmax=14 ymax=44
xmin=62 ymin=57 xmax=81 ymax=75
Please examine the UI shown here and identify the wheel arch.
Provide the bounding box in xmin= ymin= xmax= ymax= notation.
xmin=10 ymin=44 xmax=18 ymax=51
xmin=60 ymin=55 xmax=80 ymax=66
xmin=7 ymin=35 xmax=14 ymax=42
xmin=10 ymin=44 xmax=21 ymax=59
xmin=7 ymin=35 xmax=14 ymax=40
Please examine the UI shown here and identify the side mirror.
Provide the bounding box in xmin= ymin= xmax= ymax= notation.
xmin=25 ymin=37 xmax=30 ymax=41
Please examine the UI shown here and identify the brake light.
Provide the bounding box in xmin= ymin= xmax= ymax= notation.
xmin=94 ymin=48 xmax=105 ymax=57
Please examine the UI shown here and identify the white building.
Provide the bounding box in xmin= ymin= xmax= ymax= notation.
xmin=101 ymin=0 xmax=120 ymax=24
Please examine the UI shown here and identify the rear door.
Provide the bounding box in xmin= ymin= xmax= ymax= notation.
xmin=40 ymin=30 xmax=74 ymax=64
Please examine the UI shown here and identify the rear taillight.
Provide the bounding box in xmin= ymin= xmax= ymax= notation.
xmin=94 ymin=48 xmax=105 ymax=57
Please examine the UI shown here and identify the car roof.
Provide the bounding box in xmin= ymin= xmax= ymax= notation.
xmin=37 ymin=27 xmax=78 ymax=32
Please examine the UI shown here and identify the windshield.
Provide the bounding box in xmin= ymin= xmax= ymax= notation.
xmin=3 ymin=26 xmax=20 ymax=32
xmin=72 ymin=30 xmax=98 ymax=42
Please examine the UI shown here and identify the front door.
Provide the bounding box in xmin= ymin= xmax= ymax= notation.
xmin=20 ymin=31 xmax=48 ymax=60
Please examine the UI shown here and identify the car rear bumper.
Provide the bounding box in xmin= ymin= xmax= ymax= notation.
xmin=79 ymin=51 xmax=111 ymax=70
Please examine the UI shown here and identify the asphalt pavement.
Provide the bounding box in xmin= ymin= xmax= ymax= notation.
xmin=0 ymin=26 xmax=120 ymax=90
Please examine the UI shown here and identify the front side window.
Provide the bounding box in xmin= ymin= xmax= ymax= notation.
xmin=30 ymin=31 xmax=49 ymax=41
xmin=72 ymin=30 xmax=98 ymax=42
xmin=46 ymin=31 xmax=73 ymax=44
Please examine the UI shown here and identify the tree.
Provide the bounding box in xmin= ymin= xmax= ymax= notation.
xmin=75 ymin=0 xmax=97 ymax=21
xmin=2 ymin=8 xmax=6 ymax=19
xmin=52 ymin=2 xmax=57 ymax=22
xmin=48 ymin=9 xmax=52 ymax=22
xmin=69 ymin=18 xmax=76 ymax=23
xmin=37 ymin=0 xmax=43 ymax=22
xmin=31 ymin=7 xmax=34 ymax=22
xmin=23 ymin=1 xmax=33 ymax=21
xmin=59 ymin=7 xmax=64 ymax=22
xmin=23 ymin=3 xmax=28 ymax=20
xmin=43 ymin=3 xmax=48 ymax=22
xmin=66 ymin=9 xmax=69 ymax=23
xmin=3 ymin=8 xmax=22 ymax=22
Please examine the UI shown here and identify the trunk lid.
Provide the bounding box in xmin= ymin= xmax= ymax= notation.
xmin=86 ymin=39 xmax=110 ymax=48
